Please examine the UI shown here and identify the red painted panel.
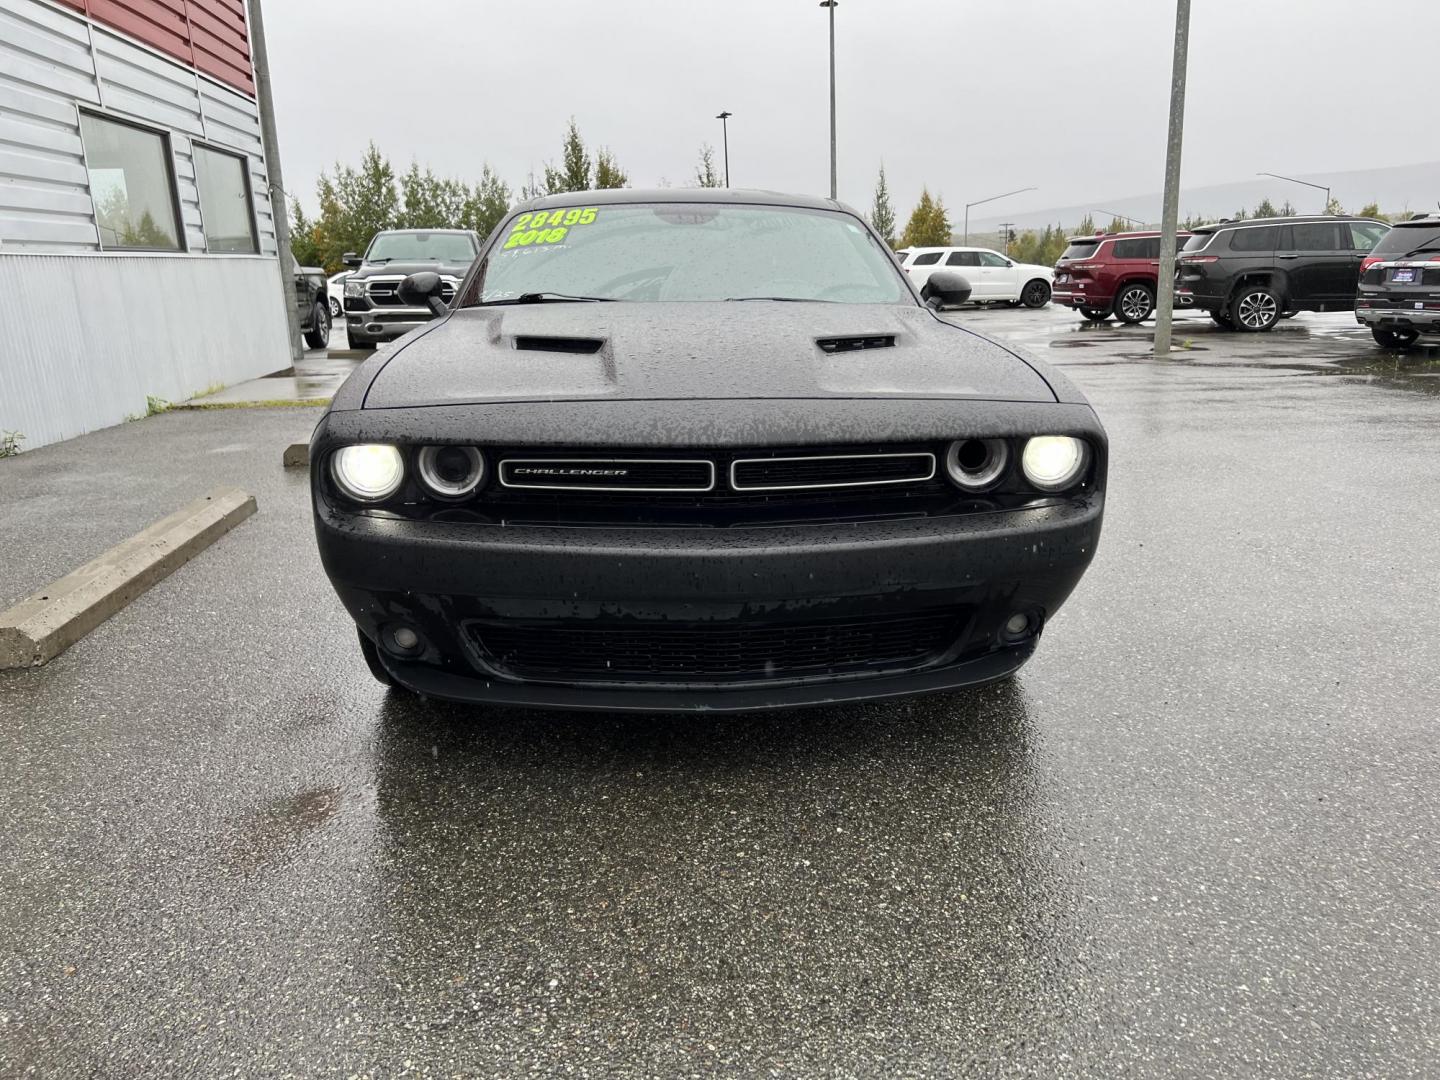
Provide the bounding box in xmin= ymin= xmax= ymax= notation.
xmin=61 ymin=0 xmax=255 ymax=97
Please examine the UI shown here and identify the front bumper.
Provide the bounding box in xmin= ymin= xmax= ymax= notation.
xmin=313 ymin=496 xmax=1104 ymax=712
xmin=345 ymin=308 xmax=432 ymax=344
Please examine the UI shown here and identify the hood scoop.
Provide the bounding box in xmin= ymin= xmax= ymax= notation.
xmin=514 ymin=335 xmax=605 ymax=355
xmin=817 ymin=334 xmax=897 ymax=354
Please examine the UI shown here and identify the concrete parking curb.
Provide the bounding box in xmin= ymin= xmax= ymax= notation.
xmin=283 ymin=443 xmax=309 ymax=468
xmin=0 ymin=487 xmax=257 ymax=670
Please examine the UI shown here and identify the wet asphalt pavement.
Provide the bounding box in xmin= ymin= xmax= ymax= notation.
xmin=2 ymin=307 xmax=1439 ymax=1077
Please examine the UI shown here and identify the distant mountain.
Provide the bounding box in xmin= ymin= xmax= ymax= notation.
xmin=968 ymin=160 xmax=1440 ymax=236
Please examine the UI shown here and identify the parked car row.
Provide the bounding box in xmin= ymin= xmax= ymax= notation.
xmin=1051 ymin=213 xmax=1440 ymax=350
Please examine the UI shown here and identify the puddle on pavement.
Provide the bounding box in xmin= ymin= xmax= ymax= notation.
xmin=220 ymin=786 xmax=344 ymax=872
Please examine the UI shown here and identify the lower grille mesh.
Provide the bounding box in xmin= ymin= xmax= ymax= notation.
xmin=472 ymin=609 xmax=963 ymax=684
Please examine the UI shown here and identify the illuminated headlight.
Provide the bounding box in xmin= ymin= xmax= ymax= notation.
xmin=1021 ymin=437 xmax=1090 ymax=492
xmin=416 ymin=445 xmax=485 ymax=500
xmin=344 ymin=279 xmax=367 ymax=299
xmin=332 ymin=444 xmax=404 ymax=502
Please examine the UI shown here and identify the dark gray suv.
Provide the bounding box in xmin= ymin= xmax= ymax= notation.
xmin=1175 ymin=216 xmax=1389 ymax=331
xmin=1355 ymin=215 xmax=1440 ymax=349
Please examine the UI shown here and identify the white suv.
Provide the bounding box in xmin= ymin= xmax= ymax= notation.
xmin=897 ymin=247 xmax=1053 ymax=308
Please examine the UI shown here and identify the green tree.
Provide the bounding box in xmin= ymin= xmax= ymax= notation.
xmin=1324 ymin=196 xmax=1344 ymax=215
xmin=290 ymin=202 xmax=321 ymax=266
xmin=1253 ymin=197 xmax=1278 ymax=218
xmin=1232 ymin=208 xmax=1248 ymax=221
xmin=1279 ymin=199 xmax=1296 ymax=217
xmin=399 ymin=162 xmax=468 ymax=229
xmin=899 ymin=188 xmax=951 ymax=247
xmin=544 ymin=118 xmax=593 ymax=194
xmin=1074 ymin=213 xmax=1096 ymax=237
xmin=1105 ymin=216 xmax=1129 ymax=235
xmin=694 ymin=144 xmax=722 ymax=188
xmin=870 ymin=164 xmax=897 ymax=247
xmin=459 ymin=164 xmax=512 ymax=240
xmin=594 ymin=148 xmax=628 ymax=189
xmin=1357 ymin=201 xmax=1390 ymax=223
xmin=310 ymin=143 xmax=400 ymax=270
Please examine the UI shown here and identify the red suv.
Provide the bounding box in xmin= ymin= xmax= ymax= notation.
xmin=1052 ymin=231 xmax=1189 ymax=324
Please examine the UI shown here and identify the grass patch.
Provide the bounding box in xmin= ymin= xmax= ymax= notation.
xmin=173 ymin=399 xmax=332 ymax=411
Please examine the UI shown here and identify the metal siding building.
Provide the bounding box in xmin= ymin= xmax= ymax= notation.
xmin=0 ymin=0 xmax=291 ymax=449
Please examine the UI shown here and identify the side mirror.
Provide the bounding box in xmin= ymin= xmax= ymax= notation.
xmin=398 ymin=271 xmax=449 ymax=316
xmin=342 ymin=252 xmax=363 ymax=268
xmin=921 ymin=270 xmax=972 ymax=309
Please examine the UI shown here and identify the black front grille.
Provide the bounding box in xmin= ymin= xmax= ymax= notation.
xmin=471 ymin=609 xmax=964 ymax=684
xmin=368 ymin=280 xmax=455 ymax=307
xmin=368 ymin=281 xmax=401 ymax=306
xmin=732 ymin=453 xmax=934 ymax=490
xmin=500 ymin=458 xmax=714 ymax=492
xmin=460 ymin=444 xmax=991 ymax=527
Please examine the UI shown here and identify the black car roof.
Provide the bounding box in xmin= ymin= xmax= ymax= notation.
xmin=517 ymin=187 xmax=847 ymax=213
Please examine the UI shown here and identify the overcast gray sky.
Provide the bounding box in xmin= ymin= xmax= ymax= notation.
xmin=264 ymin=0 xmax=1439 ymax=221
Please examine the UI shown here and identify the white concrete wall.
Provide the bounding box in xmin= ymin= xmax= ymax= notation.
xmin=0 ymin=253 xmax=293 ymax=447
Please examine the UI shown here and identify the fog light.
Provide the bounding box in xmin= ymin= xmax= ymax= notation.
xmin=1022 ymin=436 xmax=1089 ymax=492
xmin=382 ymin=624 xmax=424 ymax=657
xmin=1001 ymin=612 xmax=1039 ymax=643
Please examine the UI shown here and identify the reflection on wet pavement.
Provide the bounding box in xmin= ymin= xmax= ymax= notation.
xmin=3 ymin=304 xmax=1440 ymax=1075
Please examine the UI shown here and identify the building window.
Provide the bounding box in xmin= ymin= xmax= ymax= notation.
xmin=79 ymin=112 xmax=183 ymax=252
xmin=194 ymin=145 xmax=258 ymax=254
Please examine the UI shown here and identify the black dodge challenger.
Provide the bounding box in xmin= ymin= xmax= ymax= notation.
xmin=311 ymin=189 xmax=1106 ymax=711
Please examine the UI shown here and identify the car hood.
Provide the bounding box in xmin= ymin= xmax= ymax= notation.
xmin=351 ymin=260 xmax=473 ymax=280
xmin=362 ymin=302 xmax=1057 ymax=408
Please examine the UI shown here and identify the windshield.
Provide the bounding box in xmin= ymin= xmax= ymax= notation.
xmin=1058 ymin=240 xmax=1100 ymax=261
xmin=367 ymin=232 xmax=477 ymax=263
xmin=472 ymin=202 xmax=909 ymax=305
xmin=1373 ymin=223 xmax=1440 ymax=256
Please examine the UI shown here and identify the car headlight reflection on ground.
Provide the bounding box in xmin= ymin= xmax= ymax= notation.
xmin=1022 ymin=436 xmax=1089 ymax=492
xmin=332 ymin=444 xmax=405 ymax=502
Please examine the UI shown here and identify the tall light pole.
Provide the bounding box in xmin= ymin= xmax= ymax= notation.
xmin=1153 ymin=0 xmax=1191 ymax=358
xmin=820 ymin=0 xmax=838 ymax=200
xmin=716 ymin=111 xmax=732 ymax=187
xmin=963 ymin=187 xmax=1037 ymax=244
xmin=246 ymin=0 xmax=302 ymax=363
xmin=1257 ymin=172 xmax=1331 ymax=214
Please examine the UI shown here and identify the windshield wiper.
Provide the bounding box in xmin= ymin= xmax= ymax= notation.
xmin=1396 ymin=244 xmax=1440 ymax=259
xmin=480 ymin=292 xmax=613 ymax=305
xmin=725 ymin=296 xmax=833 ymax=303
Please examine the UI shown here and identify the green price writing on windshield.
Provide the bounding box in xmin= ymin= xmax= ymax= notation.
xmin=503 ymin=207 xmax=598 ymax=250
